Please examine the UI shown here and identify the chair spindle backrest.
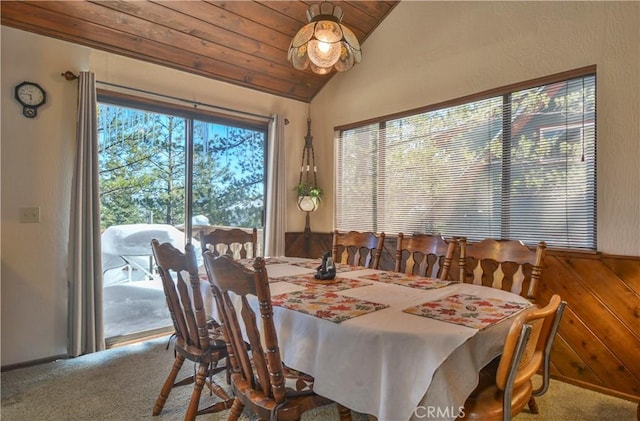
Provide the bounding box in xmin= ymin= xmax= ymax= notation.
xmin=199 ymin=228 xmax=258 ymax=259
xmin=332 ymin=230 xmax=385 ymax=269
xmin=395 ymin=233 xmax=457 ymax=280
xmin=203 ymin=253 xmax=286 ymax=405
xmin=458 ymin=237 xmax=546 ymax=300
xmin=151 ymin=240 xmax=210 ymax=350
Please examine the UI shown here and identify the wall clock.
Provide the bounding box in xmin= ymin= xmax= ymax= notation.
xmin=14 ymin=81 xmax=46 ymax=118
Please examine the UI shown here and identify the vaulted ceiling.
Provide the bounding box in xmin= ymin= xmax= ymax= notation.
xmin=1 ymin=1 xmax=399 ymax=103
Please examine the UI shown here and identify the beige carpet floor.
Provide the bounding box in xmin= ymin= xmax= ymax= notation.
xmin=1 ymin=335 xmax=636 ymax=421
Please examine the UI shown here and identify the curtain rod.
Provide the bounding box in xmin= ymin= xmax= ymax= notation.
xmin=61 ymin=70 xmax=273 ymax=122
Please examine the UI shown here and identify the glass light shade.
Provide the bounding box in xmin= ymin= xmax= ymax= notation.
xmin=297 ymin=195 xmax=319 ymax=212
xmin=309 ymin=62 xmax=332 ymax=75
xmin=288 ymin=44 xmax=309 ymax=70
xmin=313 ymin=20 xmax=342 ymax=43
xmin=334 ymin=44 xmax=355 ymax=72
xmin=291 ymin=22 xmax=315 ymax=47
xmin=287 ymin=2 xmax=361 ymax=75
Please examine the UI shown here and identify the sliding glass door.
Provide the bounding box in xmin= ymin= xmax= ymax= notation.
xmin=97 ymin=96 xmax=266 ymax=343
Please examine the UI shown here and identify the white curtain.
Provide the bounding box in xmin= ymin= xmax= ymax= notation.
xmin=68 ymin=71 xmax=105 ymax=356
xmin=263 ymin=115 xmax=286 ymax=257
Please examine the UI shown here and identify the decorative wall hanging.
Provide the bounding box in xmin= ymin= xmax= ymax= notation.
xmin=295 ymin=116 xmax=323 ymax=236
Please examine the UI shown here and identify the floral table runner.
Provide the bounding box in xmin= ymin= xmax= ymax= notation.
xmin=269 ymin=274 xmax=372 ymax=291
xmin=403 ymin=293 xmax=531 ymax=330
xmin=237 ymin=257 xmax=290 ymax=267
xmin=358 ymin=271 xmax=452 ymax=290
xmin=272 ymin=290 xmax=389 ymax=323
xmin=289 ymin=259 xmax=364 ymax=273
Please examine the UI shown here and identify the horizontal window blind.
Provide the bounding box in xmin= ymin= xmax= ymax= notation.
xmin=335 ymin=123 xmax=379 ymax=232
xmin=336 ymin=72 xmax=596 ymax=250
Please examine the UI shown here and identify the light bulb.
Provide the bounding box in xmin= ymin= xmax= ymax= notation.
xmin=317 ymin=40 xmax=331 ymax=54
xmin=307 ymin=39 xmax=341 ymax=67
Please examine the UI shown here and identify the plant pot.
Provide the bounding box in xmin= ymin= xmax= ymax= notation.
xmin=297 ymin=195 xmax=319 ymax=212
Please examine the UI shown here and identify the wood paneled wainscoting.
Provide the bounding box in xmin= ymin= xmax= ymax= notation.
xmin=285 ymin=232 xmax=640 ymax=408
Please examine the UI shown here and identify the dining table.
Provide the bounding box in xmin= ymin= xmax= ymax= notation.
xmin=200 ymin=256 xmax=533 ymax=421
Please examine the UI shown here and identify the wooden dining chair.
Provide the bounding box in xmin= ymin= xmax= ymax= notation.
xmin=150 ymin=240 xmax=234 ymax=420
xmin=395 ymin=233 xmax=457 ymax=280
xmin=527 ymin=297 xmax=567 ymax=414
xmin=457 ymin=294 xmax=564 ymax=421
xmin=202 ymin=253 xmax=353 ymax=421
xmin=332 ymin=230 xmax=385 ymax=269
xmin=198 ymin=227 xmax=258 ymax=259
xmin=458 ymin=237 xmax=546 ymax=300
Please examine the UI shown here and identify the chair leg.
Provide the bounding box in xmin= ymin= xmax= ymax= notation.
xmin=527 ymin=396 xmax=539 ymax=414
xmin=184 ymin=363 xmax=208 ymax=421
xmin=197 ymin=399 xmax=235 ymax=416
xmin=153 ymin=354 xmax=185 ymax=416
xmin=200 ymin=363 xmax=234 ymax=415
xmin=337 ymin=404 xmax=352 ymax=421
xmin=227 ymin=398 xmax=245 ymax=421
xmin=206 ymin=375 xmax=233 ymax=402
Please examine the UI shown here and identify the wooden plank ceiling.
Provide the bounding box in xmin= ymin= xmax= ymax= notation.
xmin=1 ymin=1 xmax=399 ymax=102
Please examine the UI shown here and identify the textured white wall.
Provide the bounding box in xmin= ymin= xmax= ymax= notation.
xmin=1 ymin=29 xmax=82 ymax=365
xmin=314 ymin=1 xmax=640 ymax=255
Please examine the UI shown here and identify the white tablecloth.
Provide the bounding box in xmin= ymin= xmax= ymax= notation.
xmin=216 ymin=257 xmax=530 ymax=421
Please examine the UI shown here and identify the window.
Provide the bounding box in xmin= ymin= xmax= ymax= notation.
xmin=336 ymin=68 xmax=596 ymax=250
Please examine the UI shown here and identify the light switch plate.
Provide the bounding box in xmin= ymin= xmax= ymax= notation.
xmin=19 ymin=207 xmax=40 ymax=223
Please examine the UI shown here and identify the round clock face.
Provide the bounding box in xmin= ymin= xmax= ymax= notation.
xmin=15 ymin=82 xmax=46 ymax=107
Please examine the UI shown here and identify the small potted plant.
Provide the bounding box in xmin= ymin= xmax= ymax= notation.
xmin=294 ymin=182 xmax=323 ymax=212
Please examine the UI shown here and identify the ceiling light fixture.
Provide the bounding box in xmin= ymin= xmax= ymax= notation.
xmin=287 ymin=2 xmax=361 ymax=75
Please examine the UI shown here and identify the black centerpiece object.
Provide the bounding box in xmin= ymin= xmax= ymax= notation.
xmin=315 ymin=251 xmax=337 ymax=280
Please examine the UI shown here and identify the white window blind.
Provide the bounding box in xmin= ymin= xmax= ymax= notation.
xmin=336 ymin=72 xmax=596 ymax=250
